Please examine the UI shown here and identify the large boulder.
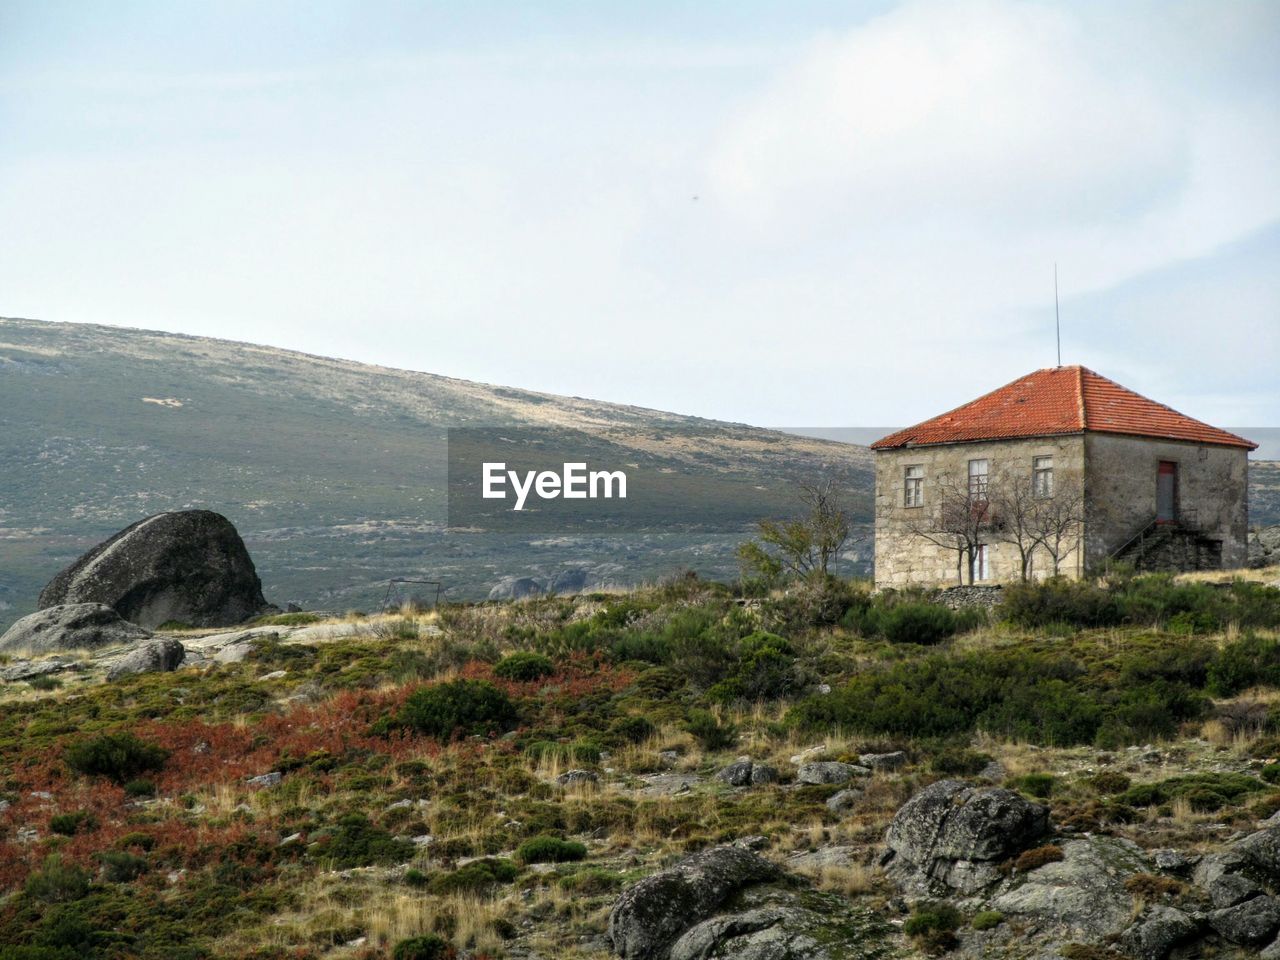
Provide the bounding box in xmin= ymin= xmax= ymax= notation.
xmin=667 ymin=885 xmax=888 ymax=960
xmin=1208 ymin=895 xmax=1280 ymax=946
xmin=107 ymin=638 xmax=186 ymax=681
xmin=39 ymin=511 xmax=272 ymax=629
xmin=884 ymin=779 xmax=1050 ymax=895
xmin=989 ymin=836 xmax=1150 ymax=942
xmin=549 ymin=568 xmax=591 ymax=595
xmin=0 ymin=603 xmax=151 ymax=654
xmin=607 ymin=845 xmax=888 ymax=960
xmin=1118 ymin=905 xmax=1200 ymax=960
xmin=487 ymin=576 xmax=544 ymax=601
xmin=607 ymin=845 xmax=782 ymax=959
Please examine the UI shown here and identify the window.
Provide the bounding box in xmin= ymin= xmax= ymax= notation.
xmin=968 ymin=459 xmax=989 ymax=500
xmin=1032 ymin=456 xmax=1053 ymax=498
xmin=904 ymin=465 xmax=924 ymax=507
xmin=973 ymin=543 xmax=990 ymax=581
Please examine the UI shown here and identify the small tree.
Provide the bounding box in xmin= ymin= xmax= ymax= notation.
xmin=738 ymin=478 xmax=855 ymax=584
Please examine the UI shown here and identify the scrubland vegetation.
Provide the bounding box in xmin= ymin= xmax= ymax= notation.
xmin=1 ymin=570 xmax=1280 ymax=958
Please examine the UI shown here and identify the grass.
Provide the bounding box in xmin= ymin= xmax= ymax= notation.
xmin=0 ymin=574 xmax=1279 ymax=959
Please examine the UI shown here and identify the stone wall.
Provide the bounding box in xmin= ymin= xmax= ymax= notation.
xmin=1083 ymin=434 xmax=1250 ymax=571
xmin=874 ymin=436 xmax=1086 ymax=589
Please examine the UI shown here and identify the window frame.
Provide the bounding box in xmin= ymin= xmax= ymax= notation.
xmin=968 ymin=458 xmax=989 ymax=501
xmin=903 ymin=464 xmax=924 ymax=508
xmin=1032 ymin=455 xmax=1054 ymax=499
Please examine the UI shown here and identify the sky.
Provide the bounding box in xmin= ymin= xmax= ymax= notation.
xmin=1 ymin=0 xmax=1277 ymax=429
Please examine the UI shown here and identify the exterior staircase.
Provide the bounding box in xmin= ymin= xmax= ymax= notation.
xmin=1110 ymin=514 xmax=1223 ymax=573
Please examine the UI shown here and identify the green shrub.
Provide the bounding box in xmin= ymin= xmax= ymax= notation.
xmin=123 ymin=778 xmax=156 ymax=797
xmin=49 ymin=811 xmax=96 ymax=837
xmin=607 ymin=715 xmax=655 ymax=745
xmin=524 ymin=739 xmax=601 ymax=766
xmin=380 ymin=679 xmax=518 ymax=740
xmin=971 ymin=910 xmax=1003 ymax=931
xmin=27 ymin=675 xmax=61 ymax=691
xmin=1120 ymin=773 xmax=1266 ymax=810
xmin=791 ymin=643 xmax=1207 ymax=748
xmin=0 ymin=949 xmax=80 ymax=960
xmin=117 ymin=832 xmax=155 ymax=851
xmin=1003 ymin=575 xmax=1280 ymax=633
xmin=391 ymin=935 xmax=451 ymax=960
xmin=323 ymin=813 xmax=415 ymax=868
xmin=904 ymin=901 xmax=962 ymax=952
xmin=862 ymin=601 xmax=968 ymax=645
xmin=1088 ymin=772 xmax=1131 ymax=795
xmin=1010 ymin=773 xmax=1054 ymax=799
xmin=1002 ymin=579 xmax=1122 ymax=629
xmin=1119 ymin=783 xmax=1168 ymax=807
xmin=1261 ymin=764 xmax=1280 ymax=785
xmin=791 ymin=650 xmax=1098 ymax=744
xmin=1207 ymin=634 xmax=1280 ymax=697
xmin=427 ymin=857 xmax=519 ymax=894
xmin=516 ymin=835 xmax=587 ymax=865
xmin=930 ymin=749 xmax=993 ymax=776
xmin=708 ymin=631 xmax=800 ymax=703
xmin=559 ymin=868 xmax=623 ymax=894
xmin=684 ymin=709 xmax=737 ymax=751
xmin=98 ymin=850 xmax=147 ymax=882
xmin=23 ymin=856 xmax=89 ymax=904
xmin=494 ymin=651 xmax=555 ymax=682
xmin=64 ymin=732 xmax=169 ymax=784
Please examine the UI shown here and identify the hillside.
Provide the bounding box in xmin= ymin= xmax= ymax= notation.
xmin=0 ymin=318 xmax=873 ymax=628
xmin=2 ymin=573 xmax=1280 ymax=959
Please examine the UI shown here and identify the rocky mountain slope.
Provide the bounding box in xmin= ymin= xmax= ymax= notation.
xmin=0 ymin=318 xmax=872 ymax=628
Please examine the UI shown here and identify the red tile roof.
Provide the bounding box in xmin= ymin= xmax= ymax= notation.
xmin=870 ymin=366 xmax=1257 ymax=451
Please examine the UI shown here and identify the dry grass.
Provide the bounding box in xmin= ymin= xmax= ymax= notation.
xmin=1179 ymin=565 xmax=1280 ymax=585
xmin=214 ymin=873 xmax=522 ymax=957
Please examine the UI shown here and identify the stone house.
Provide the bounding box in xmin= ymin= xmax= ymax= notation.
xmin=871 ymin=366 xmax=1256 ymax=588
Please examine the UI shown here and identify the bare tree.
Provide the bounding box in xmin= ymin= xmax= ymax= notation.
xmin=739 ymin=478 xmax=855 ymax=583
xmin=989 ymin=474 xmax=1046 ymax=582
xmin=1030 ymin=476 xmax=1087 ymax=576
xmin=903 ymin=472 xmax=996 ymax=585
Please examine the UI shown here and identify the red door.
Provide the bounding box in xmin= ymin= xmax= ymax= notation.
xmin=1156 ymin=461 xmax=1177 ymax=523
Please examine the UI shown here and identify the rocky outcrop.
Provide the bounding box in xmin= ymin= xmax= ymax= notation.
xmin=0 ymin=659 xmax=80 ymax=682
xmin=858 ymin=751 xmax=907 ymax=772
xmin=990 ymin=836 xmax=1148 ymax=941
xmin=0 ymin=603 xmax=151 ymax=654
xmin=1118 ymin=905 xmax=1199 ymax=960
xmin=607 ymin=845 xmax=782 ymax=959
xmin=1208 ymin=895 xmax=1280 ymax=946
xmin=107 ymin=638 xmax=186 ymax=680
xmin=487 ymin=577 xmax=544 ymax=601
xmin=549 ymin=568 xmax=591 ymax=595
xmin=607 ymin=844 xmax=887 ymax=960
xmin=39 ymin=511 xmax=272 ymax=629
xmin=1249 ymin=526 xmax=1280 ymax=568
xmin=667 ymin=885 xmax=886 ymax=960
xmin=796 ymin=761 xmax=868 ymax=785
xmin=883 ymin=779 xmax=1050 ymax=895
xmin=716 ymin=760 xmax=779 ymax=787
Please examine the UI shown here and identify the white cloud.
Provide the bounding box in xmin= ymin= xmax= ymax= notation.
xmin=706 ymin=0 xmax=1280 ymax=290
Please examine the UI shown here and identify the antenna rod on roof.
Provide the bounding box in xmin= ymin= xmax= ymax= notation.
xmin=1054 ymin=262 xmax=1062 ymax=367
